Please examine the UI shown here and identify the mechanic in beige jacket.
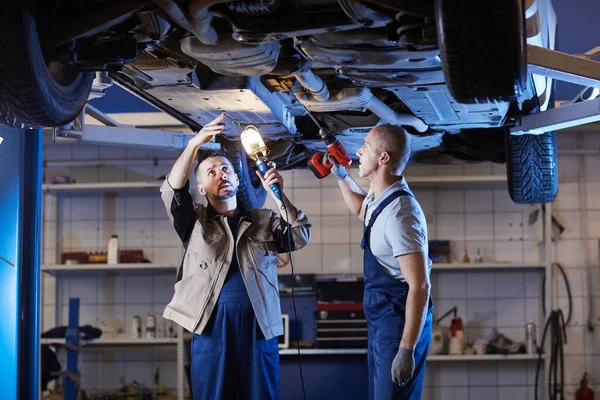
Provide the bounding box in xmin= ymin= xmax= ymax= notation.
xmin=160 ymin=113 xmax=311 ymax=400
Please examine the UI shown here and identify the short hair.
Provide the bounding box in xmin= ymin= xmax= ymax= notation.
xmin=194 ymin=148 xmax=231 ymax=181
xmin=372 ymin=124 xmax=411 ymax=175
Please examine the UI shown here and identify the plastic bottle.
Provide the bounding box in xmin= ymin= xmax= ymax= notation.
xmin=107 ymin=234 xmax=119 ymax=264
xmin=449 ymin=316 xmax=465 ymax=355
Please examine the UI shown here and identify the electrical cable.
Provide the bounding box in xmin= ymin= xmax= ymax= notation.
xmin=281 ymin=202 xmax=308 ymax=400
xmin=225 ymin=111 xmax=308 ymax=398
xmin=535 ymin=262 xmax=572 ymax=400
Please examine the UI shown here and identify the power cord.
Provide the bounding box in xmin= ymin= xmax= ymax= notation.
xmin=281 ymin=202 xmax=308 ymax=400
xmin=535 ymin=262 xmax=572 ymax=400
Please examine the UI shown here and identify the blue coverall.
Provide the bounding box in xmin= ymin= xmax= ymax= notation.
xmin=190 ymin=212 xmax=280 ymax=400
xmin=362 ymin=189 xmax=433 ymax=400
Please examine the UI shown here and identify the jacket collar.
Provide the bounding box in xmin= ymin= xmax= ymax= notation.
xmin=206 ymin=199 xmax=252 ymax=221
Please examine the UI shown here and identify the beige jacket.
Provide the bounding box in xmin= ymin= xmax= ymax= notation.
xmin=160 ymin=178 xmax=311 ymax=339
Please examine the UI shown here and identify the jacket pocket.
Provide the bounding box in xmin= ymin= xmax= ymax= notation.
xmin=169 ymin=272 xmax=211 ymax=323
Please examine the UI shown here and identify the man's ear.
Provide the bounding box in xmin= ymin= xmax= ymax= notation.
xmin=197 ymin=184 xmax=206 ymax=196
xmin=379 ymin=151 xmax=390 ymax=165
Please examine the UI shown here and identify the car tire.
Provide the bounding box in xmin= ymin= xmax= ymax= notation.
xmin=506 ymin=132 xmax=558 ymax=204
xmin=226 ymin=141 xmax=268 ymax=210
xmin=0 ymin=6 xmax=94 ymax=128
xmin=435 ymin=0 xmax=527 ymax=104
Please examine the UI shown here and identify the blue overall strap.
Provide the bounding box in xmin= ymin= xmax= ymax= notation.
xmin=361 ymin=190 xmax=413 ymax=249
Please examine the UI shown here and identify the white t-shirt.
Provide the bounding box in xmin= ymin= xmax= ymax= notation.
xmin=363 ymin=177 xmax=431 ymax=281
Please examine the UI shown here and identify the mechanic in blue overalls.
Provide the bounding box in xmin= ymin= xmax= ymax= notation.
xmin=160 ymin=114 xmax=312 ymax=399
xmin=330 ymin=124 xmax=433 ymax=399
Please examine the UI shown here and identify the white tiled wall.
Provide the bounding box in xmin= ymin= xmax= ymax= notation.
xmin=41 ymin=131 xmax=600 ymax=398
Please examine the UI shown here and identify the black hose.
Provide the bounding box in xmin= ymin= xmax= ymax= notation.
xmin=535 ymin=262 xmax=572 ymax=400
xmin=542 ymin=262 xmax=572 ymax=325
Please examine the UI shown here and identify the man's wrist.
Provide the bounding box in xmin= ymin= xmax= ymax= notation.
xmin=336 ymin=170 xmax=348 ymax=180
xmin=399 ymin=343 xmax=415 ymax=351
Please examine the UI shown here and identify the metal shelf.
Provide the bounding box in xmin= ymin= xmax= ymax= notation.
xmin=41 ymin=337 xmax=178 ymax=347
xmin=41 ymin=263 xmax=177 ymax=276
xmin=42 ymin=181 xmax=161 ymax=195
xmin=405 ymin=175 xmax=507 ymax=190
xmin=432 ymin=262 xmax=544 ymax=271
xmin=279 ymin=349 xmax=543 ymax=361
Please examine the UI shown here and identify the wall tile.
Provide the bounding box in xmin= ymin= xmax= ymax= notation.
xmin=322 ymin=216 xmax=351 ymax=244
xmin=564 ymin=356 xmax=587 ymax=385
xmin=322 ymin=244 xmax=351 ymax=273
xmin=45 ymin=143 xmax=72 ymax=160
xmin=435 ymin=273 xmax=466 ymax=300
xmin=469 ymin=387 xmax=498 ymax=400
xmin=69 ymin=277 xmax=98 ymax=305
xmin=436 ymin=214 xmax=465 ymax=241
xmin=559 ymin=154 xmax=581 ymax=182
xmin=71 ymin=167 xmax=100 ymax=183
xmin=153 ymin=274 xmax=176 ymax=304
xmin=498 ymin=386 xmax=529 ymax=400
xmin=466 ymin=273 xmax=496 ymax=299
xmin=79 ymin=361 xmax=98 ymax=390
xmin=564 ymin=326 xmax=585 ymax=355
xmin=98 ymin=359 xmax=125 ymax=388
xmin=124 ymin=219 xmax=153 ymax=247
xmin=124 ymin=276 xmax=154 ymax=303
xmin=498 ymin=361 xmax=528 ymax=385
xmin=465 ymin=190 xmax=494 ymax=212
xmin=467 ymin=299 xmax=497 ymax=328
xmin=152 ymin=246 xmax=182 ymax=265
xmin=42 ymin=220 xmax=57 ymax=250
xmin=413 ymin=190 xmax=435 ymax=216
xmin=96 ymin=303 xmax=125 ymax=337
xmin=494 ymin=212 xmax=524 ymax=241
xmin=496 ymin=297 xmax=525 ymax=327
xmin=587 ymin=211 xmax=600 ymax=238
xmin=494 ymin=272 xmax=525 ymax=298
xmin=465 ymin=213 xmax=494 ymax=241
xmin=587 ymin=356 xmax=600 ymax=385
xmin=438 ymin=387 xmax=468 ymax=400
xmin=125 ymin=197 xmax=155 ymax=220
xmin=293 ymin=169 xmax=320 ymax=189
xmin=321 ymin=188 xmax=350 ymax=215
xmin=308 ymin=216 xmax=323 ymax=244
xmin=350 ymin=217 xmax=364 ymax=244
xmin=439 ymin=366 xmax=468 ymax=386
xmin=350 ymin=245 xmax=363 ymax=273
xmin=43 ymin=274 xmax=57 ymax=305
xmin=555 ymin=239 xmax=587 ymax=267
xmin=153 ymin=218 xmax=181 ymax=247
xmin=468 ymin=362 xmax=498 ymax=385
xmin=99 ymin=166 xmax=127 ymax=182
xmin=292 ymin=188 xmax=321 ymax=216
xmin=290 ymin=245 xmax=322 ymax=273
xmin=42 ymin=305 xmax=57 ymax=332
xmin=554 ymin=182 xmax=580 ymax=211
xmin=494 ymin=241 xmax=525 ymax=263
xmin=436 ymin=190 xmax=464 ymax=213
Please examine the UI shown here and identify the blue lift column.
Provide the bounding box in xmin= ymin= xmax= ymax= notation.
xmin=0 ymin=127 xmax=43 ymax=400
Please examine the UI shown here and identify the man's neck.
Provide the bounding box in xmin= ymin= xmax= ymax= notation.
xmin=208 ymin=198 xmax=239 ymax=217
xmin=370 ymin=171 xmax=403 ymax=200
